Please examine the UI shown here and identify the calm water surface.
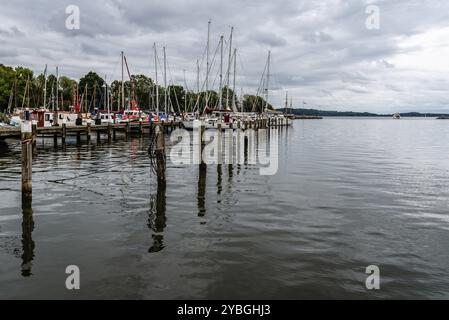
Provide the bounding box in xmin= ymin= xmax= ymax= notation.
xmin=1 ymin=118 xmax=449 ymax=299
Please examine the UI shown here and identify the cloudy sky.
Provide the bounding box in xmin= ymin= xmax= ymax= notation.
xmin=1 ymin=0 xmax=449 ymax=113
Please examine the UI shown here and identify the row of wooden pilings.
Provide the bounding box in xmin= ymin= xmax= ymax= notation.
xmin=20 ymin=115 xmax=287 ymax=199
xmin=21 ymin=117 xmax=181 ymax=200
xmin=233 ymin=116 xmax=289 ymax=130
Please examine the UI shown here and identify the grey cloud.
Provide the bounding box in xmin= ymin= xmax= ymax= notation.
xmin=1 ymin=0 xmax=449 ymax=113
xmin=0 ymin=26 xmax=25 ymax=37
xmin=249 ymin=31 xmax=288 ymax=47
xmin=0 ymin=47 xmax=19 ymax=58
xmin=303 ymin=31 xmax=333 ymax=43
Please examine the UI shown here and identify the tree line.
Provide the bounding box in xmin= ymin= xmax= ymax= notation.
xmin=0 ymin=64 xmax=273 ymax=114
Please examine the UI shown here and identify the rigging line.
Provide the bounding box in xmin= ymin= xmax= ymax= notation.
xmin=164 ymin=54 xmax=182 ymax=114
xmin=47 ymin=152 xmax=147 ymax=183
xmin=236 ymin=52 xmax=255 ymax=100
xmin=190 ymin=39 xmax=221 ymax=112
xmin=108 ymin=54 xmax=121 ymax=84
xmin=207 ymin=40 xmax=221 ymax=89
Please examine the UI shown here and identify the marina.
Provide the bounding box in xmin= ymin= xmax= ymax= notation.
xmin=2 ymin=0 xmax=449 ymax=304
xmin=2 ymin=118 xmax=449 ymax=299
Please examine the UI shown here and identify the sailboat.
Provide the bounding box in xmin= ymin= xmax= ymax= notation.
xmin=117 ymin=52 xmax=149 ymax=123
xmin=183 ymin=22 xmax=238 ymax=130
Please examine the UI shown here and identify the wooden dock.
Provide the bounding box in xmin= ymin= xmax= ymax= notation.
xmin=0 ymin=121 xmax=182 ymax=139
xmin=3 ymin=116 xmax=291 ymax=200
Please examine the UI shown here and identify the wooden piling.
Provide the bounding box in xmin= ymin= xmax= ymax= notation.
xmin=107 ymin=123 xmax=112 ymax=143
xmin=197 ymin=120 xmax=207 ymax=217
xmin=21 ymin=121 xmax=32 ymax=199
xmin=62 ymin=123 xmax=67 ymax=145
xmin=154 ymin=124 xmax=166 ymax=185
xmin=125 ymin=122 xmax=130 ymax=139
xmin=217 ymin=121 xmax=222 ymax=164
xmin=200 ymin=120 xmax=206 ymax=162
xmin=87 ymin=123 xmax=91 ymax=142
xmin=31 ymin=124 xmax=37 ymax=154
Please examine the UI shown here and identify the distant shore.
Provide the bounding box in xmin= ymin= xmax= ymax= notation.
xmin=278 ymin=108 xmax=449 ymax=118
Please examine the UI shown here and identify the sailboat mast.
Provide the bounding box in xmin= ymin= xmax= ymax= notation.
xmin=196 ymin=59 xmax=200 ymax=94
xmin=121 ymin=51 xmax=125 ymax=111
xmin=7 ymin=81 xmax=14 ymax=114
xmin=163 ymin=46 xmax=167 ymax=115
xmin=43 ymin=65 xmax=47 ymax=109
xmin=205 ymin=20 xmax=211 ymax=110
xmin=84 ymin=84 xmax=88 ymax=113
xmin=56 ymin=66 xmax=59 ymax=111
xmin=154 ymin=43 xmax=159 ymax=116
xmin=22 ymin=77 xmax=29 ymax=109
xmin=226 ymin=26 xmax=233 ymax=110
xmin=285 ymin=91 xmax=288 ymax=113
xmin=265 ymin=51 xmax=271 ymax=112
xmin=105 ymin=75 xmax=109 ymax=115
xmin=232 ymin=48 xmax=237 ymax=112
xmin=183 ymin=69 xmax=187 ymax=113
xmin=219 ymin=35 xmax=224 ymax=110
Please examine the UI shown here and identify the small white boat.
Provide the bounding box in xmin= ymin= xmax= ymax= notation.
xmin=393 ymin=113 xmax=401 ymax=119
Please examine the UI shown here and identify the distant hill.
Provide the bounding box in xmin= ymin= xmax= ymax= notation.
xmin=277 ymin=108 xmax=449 ymax=118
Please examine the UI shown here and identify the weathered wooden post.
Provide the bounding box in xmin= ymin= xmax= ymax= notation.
xmin=107 ymin=123 xmax=112 ymax=143
xmin=154 ymin=124 xmax=166 ymax=185
xmin=62 ymin=123 xmax=67 ymax=145
xmin=21 ymin=110 xmax=32 ymax=200
xmin=125 ymin=122 xmax=130 ymax=139
xmin=139 ymin=121 xmax=143 ymax=136
xmin=52 ymin=133 xmax=57 ymax=148
xmin=87 ymin=123 xmax=91 ymax=142
xmin=217 ymin=121 xmax=222 ymax=165
xmin=197 ymin=119 xmax=206 ymax=217
xmin=200 ymin=120 xmax=206 ymax=160
xmin=31 ymin=124 xmax=37 ymax=155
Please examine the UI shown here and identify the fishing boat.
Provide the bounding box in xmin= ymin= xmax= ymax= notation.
xmin=393 ymin=113 xmax=401 ymax=119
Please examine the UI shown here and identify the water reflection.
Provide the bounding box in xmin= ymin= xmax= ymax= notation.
xmin=197 ymin=163 xmax=207 ymax=217
xmin=0 ymin=139 xmax=10 ymax=157
xmin=21 ymin=195 xmax=35 ymax=277
xmin=148 ymin=179 xmax=167 ymax=253
xmin=217 ymin=164 xmax=222 ymax=200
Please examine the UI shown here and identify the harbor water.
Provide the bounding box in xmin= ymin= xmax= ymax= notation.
xmin=1 ymin=118 xmax=449 ymax=299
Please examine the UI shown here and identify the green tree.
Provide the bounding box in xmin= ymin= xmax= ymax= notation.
xmin=132 ymin=74 xmax=154 ymax=109
xmin=79 ymin=71 xmax=105 ymax=111
xmin=0 ymin=64 xmax=16 ymax=112
xmin=242 ymin=95 xmax=272 ymax=113
xmin=59 ymin=76 xmax=77 ymax=110
xmin=14 ymin=67 xmax=34 ymax=109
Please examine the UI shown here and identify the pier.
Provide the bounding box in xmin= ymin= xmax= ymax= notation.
xmin=0 ymin=121 xmax=182 ymax=140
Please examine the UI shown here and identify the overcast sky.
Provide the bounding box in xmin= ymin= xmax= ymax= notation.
xmin=1 ymin=0 xmax=449 ymax=113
